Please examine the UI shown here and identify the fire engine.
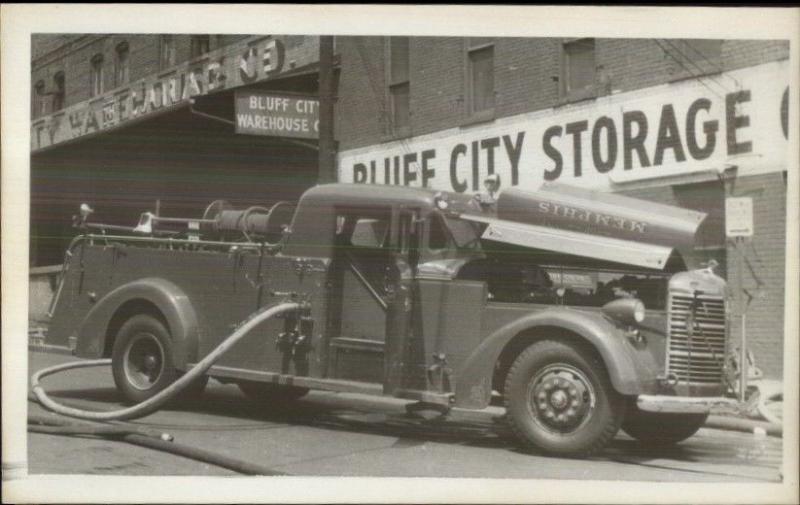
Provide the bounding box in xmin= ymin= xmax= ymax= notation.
xmin=44 ymin=182 xmax=737 ymax=457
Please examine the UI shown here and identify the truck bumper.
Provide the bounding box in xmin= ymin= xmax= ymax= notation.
xmin=636 ymin=395 xmax=739 ymax=414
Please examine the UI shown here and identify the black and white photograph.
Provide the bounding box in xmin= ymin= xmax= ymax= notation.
xmin=2 ymin=4 xmax=798 ymax=504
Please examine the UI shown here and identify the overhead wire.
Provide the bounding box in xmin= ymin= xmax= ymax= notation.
xmin=653 ymin=39 xmax=728 ymax=100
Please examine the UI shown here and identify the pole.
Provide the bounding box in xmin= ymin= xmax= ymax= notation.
xmin=737 ymin=237 xmax=747 ymax=402
xmin=318 ymin=35 xmax=336 ymax=184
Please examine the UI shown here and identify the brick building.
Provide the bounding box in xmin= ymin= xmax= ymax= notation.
xmin=30 ymin=34 xmax=322 ymax=266
xmin=334 ymin=37 xmax=790 ymax=378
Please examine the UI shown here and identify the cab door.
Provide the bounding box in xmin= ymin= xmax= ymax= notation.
xmin=383 ymin=207 xmax=421 ymax=395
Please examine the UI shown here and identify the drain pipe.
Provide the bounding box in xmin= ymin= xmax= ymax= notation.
xmin=31 ymin=302 xmax=301 ymax=422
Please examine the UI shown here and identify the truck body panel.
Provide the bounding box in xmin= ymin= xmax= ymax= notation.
xmin=46 ymin=183 xmax=731 ymax=425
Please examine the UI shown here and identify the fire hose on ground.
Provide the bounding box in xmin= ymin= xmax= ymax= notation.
xmin=28 ymin=301 xmax=301 ymax=475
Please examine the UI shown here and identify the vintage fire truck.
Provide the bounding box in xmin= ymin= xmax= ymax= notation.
xmin=45 ymin=182 xmax=735 ymax=457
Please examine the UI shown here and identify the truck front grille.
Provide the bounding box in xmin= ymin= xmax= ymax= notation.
xmin=666 ymin=292 xmax=727 ymax=385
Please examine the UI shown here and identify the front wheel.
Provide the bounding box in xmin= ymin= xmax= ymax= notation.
xmin=622 ymin=403 xmax=707 ymax=445
xmin=503 ymin=340 xmax=625 ymax=457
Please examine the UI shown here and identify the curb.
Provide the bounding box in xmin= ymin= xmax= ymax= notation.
xmin=705 ymin=415 xmax=782 ymax=438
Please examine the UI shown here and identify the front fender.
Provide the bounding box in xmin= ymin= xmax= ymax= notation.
xmin=453 ymin=308 xmax=655 ymax=409
xmin=75 ymin=277 xmax=200 ymax=369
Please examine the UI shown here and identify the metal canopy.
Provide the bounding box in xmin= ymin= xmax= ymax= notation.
xmin=463 ymin=214 xmax=675 ymax=270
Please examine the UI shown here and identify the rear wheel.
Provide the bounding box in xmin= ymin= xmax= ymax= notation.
xmin=503 ymin=340 xmax=624 ymax=457
xmin=237 ymin=381 xmax=309 ymax=404
xmin=112 ymin=315 xmax=178 ymax=404
xmin=622 ymin=403 xmax=707 ymax=445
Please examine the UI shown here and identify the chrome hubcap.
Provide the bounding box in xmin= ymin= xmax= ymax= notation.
xmin=529 ymin=364 xmax=596 ymax=434
xmin=123 ymin=333 xmax=165 ymax=391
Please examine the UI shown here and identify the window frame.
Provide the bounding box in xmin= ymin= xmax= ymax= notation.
xmin=89 ymin=54 xmax=104 ymax=97
xmin=33 ymin=80 xmax=46 ymax=118
xmin=384 ymin=36 xmax=411 ymax=138
xmin=463 ymin=38 xmax=496 ymax=124
xmin=559 ymin=38 xmax=597 ymax=104
xmin=159 ymin=34 xmax=176 ymax=69
xmin=52 ymin=72 xmax=65 ymax=111
xmin=190 ymin=34 xmax=211 ymax=59
xmin=114 ymin=41 xmax=130 ymax=87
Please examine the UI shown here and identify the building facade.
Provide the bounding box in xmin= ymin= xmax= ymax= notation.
xmin=30 ymin=34 xmax=322 ymax=266
xmin=333 ymin=37 xmax=790 ymax=378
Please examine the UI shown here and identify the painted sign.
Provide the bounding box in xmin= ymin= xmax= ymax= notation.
xmin=725 ymin=197 xmax=754 ymax=238
xmin=31 ymin=35 xmax=320 ymax=152
xmin=339 ymin=60 xmax=789 ymax=192
xmin=235 ymin=91 xmax=319 ymax=139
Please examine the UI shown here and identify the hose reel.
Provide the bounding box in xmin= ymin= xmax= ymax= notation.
xmin=202 ymin=200 xmax=295 ymax=244
xmin=75 ymin=199 xmax=296 ymax=245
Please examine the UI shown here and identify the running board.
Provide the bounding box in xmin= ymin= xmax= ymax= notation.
xmin=196 ymin=364 xmax=452 ymax=406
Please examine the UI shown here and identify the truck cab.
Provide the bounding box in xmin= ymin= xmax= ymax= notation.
xmin=46 ymin=182 xmax=735 ymax=457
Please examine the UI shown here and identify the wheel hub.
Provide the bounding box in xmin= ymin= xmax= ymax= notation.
xmin=123 ymin=332 xmax=165 ymax=391
xmin=529 ymin=365 xmax=596 ymax=433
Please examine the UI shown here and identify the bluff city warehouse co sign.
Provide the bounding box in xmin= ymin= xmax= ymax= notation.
xmin=339 ymin=60 xmax=790 ymax=192
xmin=235 ymin=92 xmax=319 ymax=139
xmin=31 ymin=35 xmax=319 ymax=152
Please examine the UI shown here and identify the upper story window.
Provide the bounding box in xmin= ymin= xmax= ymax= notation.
xmin=386 ymin=36 xmax=410 ymax=134
xmin=560 ymin=38 xmax=596 ymax=102
xmin=90 ymin=54 xmax=104 ymax=97
xmin=33 ymin=80 xmax=46 ymax=118
xmin=114 ymin=41 xmax=130 ymax=87
xmin=53 ymin=72 xmax=65 ymax=111
xmin=159 ymin=35 xmax=176 ymax=69
xmin=190 ymin=35 xmax=211 ymax=58
xmin=663 ymin=39 xmax=723 ymax=80
xmin=466 ymin=38 xmax=495 ymax=118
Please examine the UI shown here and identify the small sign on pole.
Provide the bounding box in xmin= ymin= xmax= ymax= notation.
xmin=725 ymin=197 xmax=753 ymax=238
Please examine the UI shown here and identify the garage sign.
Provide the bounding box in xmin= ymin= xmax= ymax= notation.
xmin=235 ymin=91 xmax=319 ymax=139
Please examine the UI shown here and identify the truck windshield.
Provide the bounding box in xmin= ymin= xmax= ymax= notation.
xmin=443 ymin=215 xmax=482 ymax=250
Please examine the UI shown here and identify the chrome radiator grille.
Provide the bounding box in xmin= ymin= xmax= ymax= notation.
xmin=666 ymin=292 xmax=727 ymax=384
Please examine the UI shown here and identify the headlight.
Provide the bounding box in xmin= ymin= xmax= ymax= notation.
xmin=633 ymin=300 xmax=645 ymax=323
xmin=602 ymin=298 xmax=646 ymax=326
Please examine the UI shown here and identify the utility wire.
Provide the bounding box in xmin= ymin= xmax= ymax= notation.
xmin=661 ymin=39 xmax=732 ymax=93
xmin=653 ymin=39 xmax=726 ymax=100
xmin=681 ymin=39 xmax=742 ymax=89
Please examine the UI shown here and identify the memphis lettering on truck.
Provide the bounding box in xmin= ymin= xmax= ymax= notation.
xmin=39 ymin=181 xmax=742 ymax=457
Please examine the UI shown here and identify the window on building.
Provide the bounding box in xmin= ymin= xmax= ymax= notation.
xmin=53 ymin=72 xmax=65 ymax=111
xmin=114 ymin=42 xmax=130 ymax=87
xmin=386 ymin=36 xmax=410 ymax=133
xmin=190 ymin=35 xmax=211 ymax=58
xmin=90 ymin=54 xmax=104 ymax=97
xmin=561 ymin=38 xmax=596 ymax=101
xmin=33 ymin=80 xmax=46 ymax=117
xmin=466 ymin=38 xmax=495 ymax=117
xmin=159 ymin=35 xmax=176 ymax=69
xmin=663 ymin=39 xmax=723 ymax=80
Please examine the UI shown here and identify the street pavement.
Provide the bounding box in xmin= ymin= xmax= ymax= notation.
xmin=26 ymin=351 xmax=783 ymax=481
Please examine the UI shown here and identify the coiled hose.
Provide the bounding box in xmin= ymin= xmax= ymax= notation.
xmin=31 ymin=302 xmax=301 ymax=422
